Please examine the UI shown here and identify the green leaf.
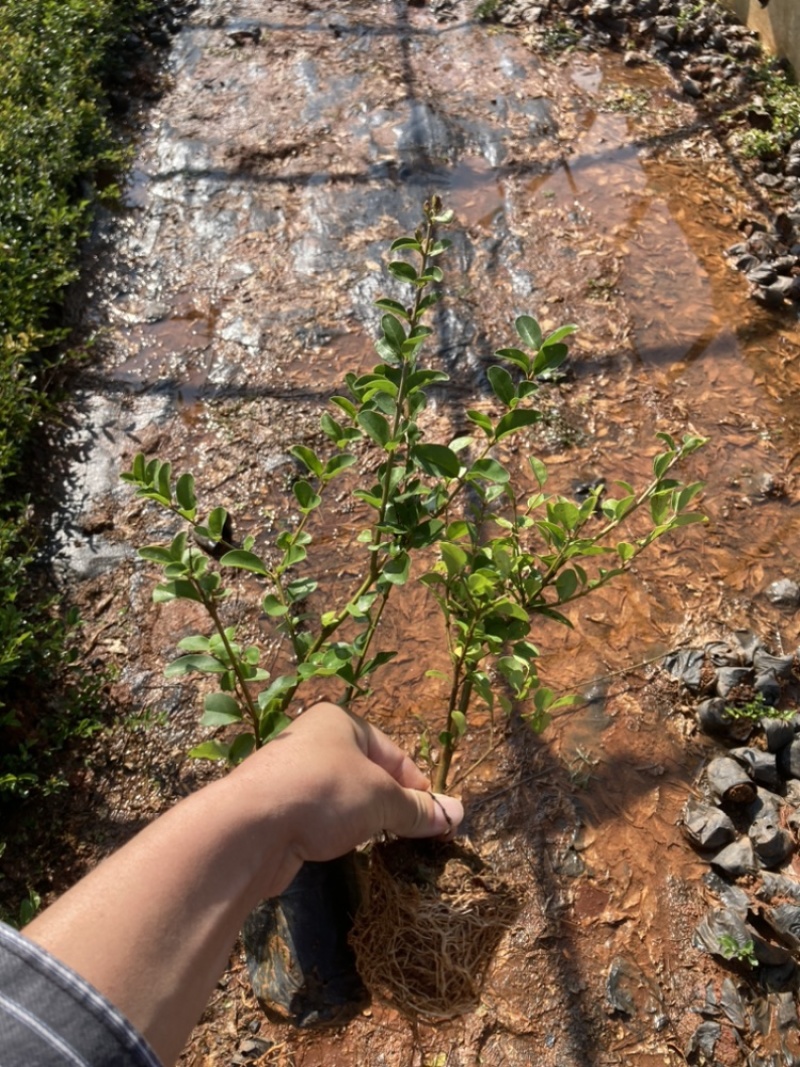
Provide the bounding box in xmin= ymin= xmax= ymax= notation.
xmin=412 ymin=443 xmax=460 ymax=479
xmin=515 ymin=315 xmax=542 ymax=350
xmin=450 ymin=711 xmax=467 ymax=738
xmin=554 ymin=569 xmax=578 ymax=601
xmin=138 ymin=545 xmax=175 ymax=564
xmin=229 ymin=733 xmax=256 ymax=764
xmin=258 ymin=675 xmax=297 ymax=709
xmin=153 ymin=580 xmax=202 ymax=604
xmin=176 ymin=635 xmax=211 ymax=653
xmin=323 ymin=454 xmax=358 ymax=479
xmin=175 ymin=472 xmax=197 ymax=516
xmin=382 ymin=314 xmax=406 ymax=351
xmin=262 ymin=594 xmax=288 ymax=617
xmin=286 ymin=577 xmax=318 ymax=601
xmin=188 ymin=740 xmax=230 ymax=761
xmin=533 ymin=342 xmax=569 ymax=376
xmin=289 ymin=445 xmax=324 ymax=477
xmin=467 ymin=457 xmax=510 ymax=484
xmin=165 ymin=654 xmax=227 ymax=677
xmin=293 ymin=480 xmax=322 ymax=512
xmin=201 ymin=692 xmax=242 ymax=726
xmin=495 ymin=409 xmax=541 ymax=441
xmin=331 ymin=395 xmax=358 ymax=419
xmin=487 ymin=365 xmax=516 ymax=407
xmin=467 ymin=410 xmax=494 ymax=437
xmin=382 ymin=552 xmax=410 ymax=586
xmin=390 ymin=236 xmax=421 ymax=252
xmin=616 ymin=541 xmax=636 ymax=562
xmin=542 ymin=324 xmax=577 ymax=346
xmin=388 ymin=260 xmax=418 ymax=283
xmin=219 ymin=549 xmax=270 ymax=576
xmin=207 ymin=507 xmax=229 ymax=541
xmin=375 ymin=298 xmax=410 ymax=321
xmin=440 ymin=542 xmax=468 ymax=577
xmin=357 ymin=410 xmax=391 ymax=447
xmin=529 ymin=456 xmax=548 ymax=487
xmin=496 ymin=346 xmax=532 ymax=374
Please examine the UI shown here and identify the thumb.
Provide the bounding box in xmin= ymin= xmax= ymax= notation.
xmin=384 ymin=786 xmax=464 ymax=839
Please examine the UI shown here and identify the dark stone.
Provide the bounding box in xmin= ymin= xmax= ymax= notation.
xmin=716 ymin=666 xmax=752 ymax=699
xmin=706 ymin=757 xmax=757 ymax=806
xmin=749 ymin=814 xmax=793 ymax=866
xmin=753 ymin=670 xmax=781 ymax=707
xmin=682 ymin=77 xmax=702 ymax=98
xmin=683 ymin=797 xmax=736 ymax=851
xmin=685 ymin=1022 xmax=721 ymax=1061
xmin=778 ymin=738 xmax=800 ymax=779
xmin=697 ymin=698 xmax=742 ymax=739
xmin=765 ymin=579 xmax=800 ymax=608
xmin=762 ymin=717 xmax=794 ymax=752
xmin=662 ymin=647 xmax=705 ymax=692
xmin=735 ymin=630 xmax=766 ymax=663
xmin=753 ymin=284 xmax=787 ymax=309
xmin=754 ymin=649 xmax=795 ymax=680
xmin=733 ymin=254 xmax=760 ymax=273
xmin=746 ymin=265 xmax=778 ymax=287
xmin=730 ymin=747 xmax=780 ymax=790
xmin=756 ymin=173 xmax=784 ymax=190
xmin=771 ymin=255 xmax=798 ymax=275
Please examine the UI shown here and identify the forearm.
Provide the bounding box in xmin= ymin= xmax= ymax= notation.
xmin=24 ymin=769 xmax=295 ymax=1067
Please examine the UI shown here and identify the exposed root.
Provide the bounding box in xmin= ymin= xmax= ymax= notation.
xmin=350 ymin=838 xmax=519 ymax=1022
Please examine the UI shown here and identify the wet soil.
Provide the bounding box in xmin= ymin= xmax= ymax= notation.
xmin=19 ymin=1 xmax=800 ymax=1064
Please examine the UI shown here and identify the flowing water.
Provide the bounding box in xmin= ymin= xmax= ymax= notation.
xmin=52 ymin=1 xmax=800 ymax=1063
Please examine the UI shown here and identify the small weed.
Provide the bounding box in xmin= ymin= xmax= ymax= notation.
xmin=724 ymin=694 xmax=793 ymax=723
xmin=603 ymin=88 xmax=652 ymax=116
xmin=718 ymin=933 xmax=758 ymax=968
xmin=540 ymin=22 xmax=582 ymax=54
xmin=732 ymin=62 xmax=800 ymax=161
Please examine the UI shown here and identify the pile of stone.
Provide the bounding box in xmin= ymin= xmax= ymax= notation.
xmin=726 ymin=214 xmax=800 ymax=310
xmin=665 ymin=633 xmax=800 ymax=968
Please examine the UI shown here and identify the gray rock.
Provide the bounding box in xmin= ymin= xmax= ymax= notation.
xmin=716 ymin=666 xmax=751 ymax=699
xmin=749 ymin=814 xmax=793 ymax=867
xmin=753 ymin=649 xmax=795 ymax=679
xmin=746 ymin=265 xmax=778 ymax=287
xmin=681 ymin=77 xmax=702 ymax=98
xmin=756 ymin=172 xmax=784 ymax=190
xmin=682 ymin=797 xmax=736 ymax=851
xmin=753 ymin=284 xmax=787 ymax=309
xmin=778 ymin=738 xmax=800 ymax=779
xmin=753 ymin=670 xmax=781 ymax=707
xmin=765 ymin=579 xmax=800 ymax=608
xmin=762 ymin=717 xmax=794 ymax=752
xmin=623 ymin=50 xmax=647 ymax=66
xmin=730 ymin=747 xmax=780 ymax=790
xmin=734 ymin=253 xmax=760 ymax=273
xmin=710 ymin=837 xmax=757 ymax=878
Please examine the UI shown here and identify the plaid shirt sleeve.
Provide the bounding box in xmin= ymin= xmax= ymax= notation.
xmin=0 ymin=922 xmax=162 ymax=1067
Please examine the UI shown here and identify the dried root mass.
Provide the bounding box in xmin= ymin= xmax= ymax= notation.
xmin=350 ymin=838 xmax=518 ymax=1022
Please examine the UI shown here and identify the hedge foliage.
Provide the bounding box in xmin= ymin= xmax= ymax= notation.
xmin=0 ymin=0 xmax=154 ymax=792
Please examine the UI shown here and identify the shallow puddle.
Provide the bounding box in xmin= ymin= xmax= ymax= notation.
xmin=51 ymin=1 xmax=800 ymax=1064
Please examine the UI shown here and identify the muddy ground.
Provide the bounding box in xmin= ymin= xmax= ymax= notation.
xmin=13 ymin=0 xmax=800 ymax=1064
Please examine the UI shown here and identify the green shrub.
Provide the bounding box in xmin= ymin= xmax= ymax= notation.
xmin=0 ymin=0 xmax=155 ymax=804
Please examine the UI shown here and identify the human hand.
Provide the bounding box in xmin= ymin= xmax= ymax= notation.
xmin=230 ymin=702 xmax=464 ymax=872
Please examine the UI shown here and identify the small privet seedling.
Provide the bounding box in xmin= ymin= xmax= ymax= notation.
xmin=122 ymin=198 xmax=707 ymax=791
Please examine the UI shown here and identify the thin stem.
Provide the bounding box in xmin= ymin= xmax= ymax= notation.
xmin=342 ymin=588 xmax=391 ymax=705
xmin=194 ymin=578 xmax=261 ymax=744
